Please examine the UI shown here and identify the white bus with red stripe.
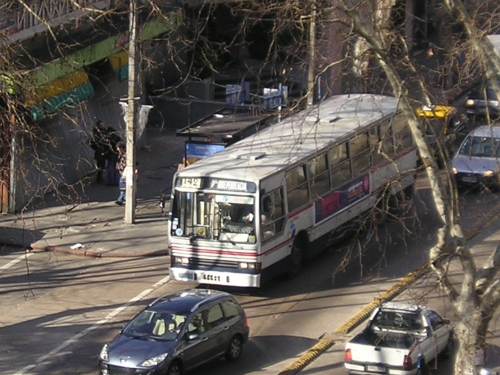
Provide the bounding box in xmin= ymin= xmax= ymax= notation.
xmin=167 ymin=94 xmax=417 ymax=288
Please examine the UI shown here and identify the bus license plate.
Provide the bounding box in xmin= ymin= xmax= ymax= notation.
xmin=201 ymin=273 xmax=222 ymax=283
xmin=178 ymin=272 xmax=195 ymax=280
xmin=366 ymin=365 xmax=386 ymax=373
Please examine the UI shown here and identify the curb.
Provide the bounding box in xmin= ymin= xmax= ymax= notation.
xmin=277 ymin=333 xmax=335 ymax=375
xmin=28 ymin=244 xmax=170 ymax=258
xmin=275 ymin=228 xmax=482 ymax=374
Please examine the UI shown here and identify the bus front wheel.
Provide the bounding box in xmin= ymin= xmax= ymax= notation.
xmin=287 ymin=238 xmax=304 ymax=278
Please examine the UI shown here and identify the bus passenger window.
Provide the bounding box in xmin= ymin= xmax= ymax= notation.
xmin=393 ymin=114 xmax=412 ymax=152
xmin=330 ymin=159 xmax=351 ymax=188
xmin=328 ymin=144 xmax=351 ymax=188
xmin=308 ymin=154 xmax=330 ymax=198
xmin=261 ymin=189 xmax=285 ymax=241
xmin=370 ymin=126 xmax=384 ymax=165
xmin=381 ymin=121 xmax=394 ymax=156
xmin=286 ymin=165 xmax=309 ymax=212
xmin=350 ymin=133 xmax=370 ymax=176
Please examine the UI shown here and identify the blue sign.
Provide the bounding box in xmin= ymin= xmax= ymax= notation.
xmin=185 ymin=142 xmax=226 ymax=164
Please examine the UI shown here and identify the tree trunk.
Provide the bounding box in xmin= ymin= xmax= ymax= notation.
xmin=454 ymin=319 xmax=481 ymax=375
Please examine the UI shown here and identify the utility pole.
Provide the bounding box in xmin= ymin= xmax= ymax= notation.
xmin=306 ymin=2 xmax=316 ymax=108
xmin=125 ymin=0 xmax=138 ymax=224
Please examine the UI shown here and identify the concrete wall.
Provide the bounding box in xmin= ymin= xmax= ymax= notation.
xmin=13 ymin=60 xmax=131 ymax=211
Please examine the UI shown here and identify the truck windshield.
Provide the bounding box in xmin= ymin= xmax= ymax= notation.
xmin=171 ymin=191 xmax=257 ymax=244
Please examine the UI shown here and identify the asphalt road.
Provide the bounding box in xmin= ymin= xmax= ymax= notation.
xmin=2 ymin=170 xmax=500 ymax=375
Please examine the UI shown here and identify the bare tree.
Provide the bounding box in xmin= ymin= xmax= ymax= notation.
xmin=3 ymin=1 xmax=500 ymax=373
xmin=334 ymin=1 xmax=500 ymax=374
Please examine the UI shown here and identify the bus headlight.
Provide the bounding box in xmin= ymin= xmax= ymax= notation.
xmin=452 ymin=167 xmax=457 ymax=174
xmin=483 ymin=170 xmax=495 ymax=177
xmin=465 ymin=99 xmax=475 ymax=106
xmin=238 ymin=262 xmax=261 ymax=270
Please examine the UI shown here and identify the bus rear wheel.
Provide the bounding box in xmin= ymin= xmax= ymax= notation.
xmin=287 ymin=238 xmax=304 ymax=278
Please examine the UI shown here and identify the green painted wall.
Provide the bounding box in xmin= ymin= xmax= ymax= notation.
xmin=33 ymin=14 xmax=181 ymax=87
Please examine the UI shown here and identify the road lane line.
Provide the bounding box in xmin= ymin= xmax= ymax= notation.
xmin=13 ymin=276 xmax=171 ymax=375
xmin=0 ymin=252 xmax=33 ymax=272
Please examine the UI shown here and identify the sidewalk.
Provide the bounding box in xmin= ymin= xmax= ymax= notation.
xmin=0 ymin=127 xmax=184 ymax=258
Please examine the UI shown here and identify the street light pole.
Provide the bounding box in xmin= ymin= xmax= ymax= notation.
xmin=125 ymin=0 xmax=138 ymax=224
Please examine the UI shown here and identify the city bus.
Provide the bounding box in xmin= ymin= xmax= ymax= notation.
xmin=167 ymin=94 xmax=417 ymax=288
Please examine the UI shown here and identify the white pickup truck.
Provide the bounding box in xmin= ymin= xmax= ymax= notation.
xmin=344 ymin=302 xmax=453 ymax=375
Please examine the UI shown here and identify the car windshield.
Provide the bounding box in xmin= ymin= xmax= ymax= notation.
xmin=123 ymin=310 xmax=188 ymax=341
xmin=458 ymin=135 xmax=500 ymax=157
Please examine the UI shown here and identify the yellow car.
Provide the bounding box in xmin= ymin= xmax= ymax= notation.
xmin=416 ymin=105 xmax=467 ymax=166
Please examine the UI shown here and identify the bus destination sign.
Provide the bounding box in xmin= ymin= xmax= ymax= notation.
xmin=209 ymin=179 xmax=255 ymax=192
xmin=178 ymin=178 xmax=256 ymax=192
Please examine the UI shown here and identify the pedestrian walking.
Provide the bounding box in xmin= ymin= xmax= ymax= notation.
xmin=89 ymin=120 xmax=108 ymax=183
xmin=105 ymin=127 xmax=122 ymax=186
xmin=115 ymin=141 xmax=127 ymax=205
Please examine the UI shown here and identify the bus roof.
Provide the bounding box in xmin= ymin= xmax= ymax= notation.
xmin=175 ymin=94 xmax=401 ymax=185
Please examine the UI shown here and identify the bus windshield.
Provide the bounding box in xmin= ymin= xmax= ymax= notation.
xmin=171 ymin=191 xmax=257 ymax=244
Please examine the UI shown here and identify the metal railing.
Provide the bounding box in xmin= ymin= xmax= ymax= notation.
xmin=1 ymin=0 xmax=112 ymax=42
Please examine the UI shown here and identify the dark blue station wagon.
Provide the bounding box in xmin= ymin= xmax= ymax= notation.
xmin=98 ymin=289 xmax=250 ymax=375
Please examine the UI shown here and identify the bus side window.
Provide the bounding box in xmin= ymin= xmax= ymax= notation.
xmin=393 ymin=113 xmax=413 ymax=153
xmin=308 ymin=153 xmax=330 ymax=198
xmin=369 ymin=126 xmax=384 ymax=166
xmin=329 ymin=143 xmax=351 ymax=188
xmin=350 ymin=132 xmax=370 ymax=176
xmin=261 ymin=189 xmax=285 ymax=241
xmin=380 ymin=120 xmax=394 ymax=157
xmin=286 ymin=165 xmax=309 ymax=212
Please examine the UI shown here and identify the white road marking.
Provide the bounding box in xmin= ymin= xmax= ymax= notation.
xmin=0 ymin=252 xmax=34 ymax=272
xmin=13 ymin=276 xmax=171 ymax=375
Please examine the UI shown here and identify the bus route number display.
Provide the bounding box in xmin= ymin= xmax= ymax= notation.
xmin=180 ymin=178 xmax=202 ymax=188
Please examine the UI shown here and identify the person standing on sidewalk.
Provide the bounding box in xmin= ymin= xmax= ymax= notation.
xmin=115 ymin=141 xmax=127 ymax=205
xmin=105 ymin=127 xmax=122 ymax=186
xmin=89 ymin=120 xmax=108 ymax=183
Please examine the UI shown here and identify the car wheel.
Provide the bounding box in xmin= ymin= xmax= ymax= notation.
xmin=225 ymin=335 xmax=243 ymax=362
xmin=166 ymin=360 xmax=182 ymax=375
xmin=287 ymin=238 xmax=304 ymax=278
